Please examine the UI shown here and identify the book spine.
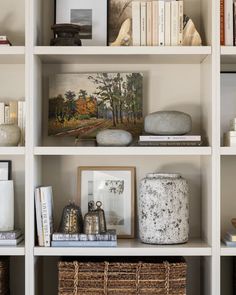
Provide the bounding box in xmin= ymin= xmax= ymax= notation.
xmin=171 ymin=1 xmax=179 ymax=46
xmin=221 ymin=0 xmax=225 ymax=45
xmin=178 ymin=0 xmax=184 ymax=45
xmin=139 ymin=135 xmax=201 ymax=141
xmin=225 ymin=0 xmax=234 ymax=45
xmin=4 ymin=105 xmax=10 ymax=124
xmin=0 ymin=36 xmax=7 ymax=41
xmin=0 ymin=102 xmax=5 ymax=125
xmin=18 ymin=101 xmax=23 ymax=145
xmin=141 ymin=2 xmax=147 ymax=46
xmin=158 ymin=1 xmax=165 ymax=46
xmin=9 ymin=101 xmax=18 ymax=124
xmin=52 ymin=233 xmax=79 ymax=241
xmin=132 ymin=1 xmax=141 ymax=46
xmin=40 ymin=188 xmax=51 ymax=247
xmin=152 ymin=1 xmax=158 ymax=46
xmin=0 ymin=233 xmax=20 ymax=239
xmin=35 ymin=188 xmax=44 ymax=246
xmin=51 ymin=240 xmax=117 ymax=247
xmin=165 ymin=2 xmax=171 ymax=46
xmin=234 ymin=2 xmax=236 ymax=45
xmin=147 ymin=1 xmax=153 ymax=46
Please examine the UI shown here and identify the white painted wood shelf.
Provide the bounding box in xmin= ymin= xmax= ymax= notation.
xmin=220 ymin=147 xmax=236 ymax=155
xmin=0 ymin=244 xmax=25 ymax=256
xmin=0 ymin=147 xmax=25 ymax=155
xmin=221 ymin=46 xmax=236 ymax=64
xmin=0 ymin=46 xmax=25 ymax=64
xmin=34 ymin=239 xmax=211 ymax=257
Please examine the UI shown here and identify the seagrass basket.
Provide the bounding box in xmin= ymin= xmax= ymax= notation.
xmin=58 ymin=257 xmax=187 ymax=295
xmin=0 ymin=257 xmax=9 ymax=295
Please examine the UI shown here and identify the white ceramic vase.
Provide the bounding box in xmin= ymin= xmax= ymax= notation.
xmin=0 ymin=124 xmax=21 ymax=146
xmin=139 ymin=173 xmax=189 ymax=244
xmin=0 ymin=180 xmax=14 ymax=231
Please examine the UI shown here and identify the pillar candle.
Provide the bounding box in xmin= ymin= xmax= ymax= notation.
xmin=0 ymin=180 xmax=14 ymax=231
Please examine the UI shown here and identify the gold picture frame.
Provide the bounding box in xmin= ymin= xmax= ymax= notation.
xmin=78 ymin=166 xmax=136 ymax=238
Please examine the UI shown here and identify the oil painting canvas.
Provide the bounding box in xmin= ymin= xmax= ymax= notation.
xmin=48 ymin=73 xmax=143 ymax=139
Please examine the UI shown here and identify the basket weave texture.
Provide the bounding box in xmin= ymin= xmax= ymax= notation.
xmin=58 ymin=257 xmax=187 ymax=295
xmin=0 ymin=257 xmax=9 ymax=295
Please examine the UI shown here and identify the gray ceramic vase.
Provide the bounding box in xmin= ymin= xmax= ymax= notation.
xmin=139 ymin=173 xmax=189 ymax=244
xmin=0 ymin=124 xmax=21 ymax=146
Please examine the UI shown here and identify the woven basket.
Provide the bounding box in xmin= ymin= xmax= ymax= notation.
xmin=58 ymin=257 xmax=187 ymax=295
xmin=0 ymin=257 xmax=9 ymax=295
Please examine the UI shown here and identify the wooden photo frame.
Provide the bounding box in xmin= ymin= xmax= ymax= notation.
xmin=78 ymin=166 xmax=136 ymax=238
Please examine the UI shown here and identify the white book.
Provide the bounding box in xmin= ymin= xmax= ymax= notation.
xmin=226 ymin=231 xmax=236 ymax=242
xmin=139 ymin=135 xmax=201 ymax=141
xmin=0 ymin=102 xmax=5 ymax=124
xmin=152 ymin=1 xmax=158 ymax=46
xmin=132 ymin=1 xmax=141 ymax=46
xmin=9 ymin=101 xmax=18 ymax=124
xmin=178 ymin=0 xmax=184 ymax=45
xmin=35 ymin=188 xmax=44 ymax=247
xmin=141 ymin=1 xmax=147 ymax=46
xmin=158 ymin=1 xmax=165 ymax=46
xmin=171 ymin=0 xmax=179 ymax=45
xmin=18 ymin=101 xmax=25 ymax=146
xmin=4 ymin=105 xmax=10 ymax=124
xmin=40 ymin=186 xmax=54 ymax=247
xmin=147 ymin=1 xmax=153 ymax=46
xmin=165 ymin=2 xmax=171 ymax=46
xmin=0 ymin=36 xmax=7 ymax=41
xmin=0 ymin=235 xmax=24 ymax=246
xmin=225 ymin=0 xmax=234 ymax=45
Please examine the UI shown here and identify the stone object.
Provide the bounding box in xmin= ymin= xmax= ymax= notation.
xmin=96 ymin=129 xmax=133 ymax=146
xmin=50 ymin=24 xmax=82 ymax=46
xmin=111 ymin=18 xmax=132 ymax=46
xmin=144 ymin=111 xmax=192 ymax=135
xmin=0 ymin=124 xmax=21 ymax=146
xmin=139 ymin=173 xmax=189 ymax=244
xmin=183 ymin=15 xmax=202 ymax=46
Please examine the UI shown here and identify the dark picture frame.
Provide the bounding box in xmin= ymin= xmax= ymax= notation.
xmin=0 ymin=160 xmax=12 ymax=180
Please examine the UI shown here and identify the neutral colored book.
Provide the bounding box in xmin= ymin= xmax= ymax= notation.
xmin=0 ymin=102 xmax=5 ymax=125
xmin=147 ymin=1 xmax=153 ymax=46
xmin=139 ymin=135 xmax=201 ymax=141
xmin=224 ymin=0 xmax=234 ymax=45
xmin=18 ymin=101 xmax=25 ymax=146
xmin=0 ymin=229 xmax=22 ymax=240
xmin=158 ymin=0 xmax=165 ymax=46
xmin=141 ymin=1 xmax=147 ymax=46
xmin=171 ymin=0 xmax=179 ymax=45
xmin=138 ymin=141 xmax=203 ymax=146
xmin=0 ymin=36 xmax=7 ymax=41
xmin=152 ymin=1 xmax=158 ymax=46
xmin=0 ymin=235 xmax=24 ymax=246
xmin=35 ymin=188 xmax=44 ymax=246
xmin=225 ymin=231 xmax=236 ymax=242
xmin=4 ymin=105 xmax=10 ymax=124
xmin=178 ymin=0 xmax=184 ymax=45
xmin=132 ymin=1 xmax=141 ymax=46
xmin=234 ymin=2 xmax=236 ymax=45
xmin=221 ymin=0 xmax=225 ymax=45
xmin=9 ymin=101 xmax=18 ymax=124
xmin=40 ymin=186 xmax=54 ymax=247
xmin=51 ymin=240 xmax=117 ymax=247
xmin=165 ymin=1 xmax=171 ymax=46
xmin=52 ymin=230 xmax=117 ymax=241
xmin=223 ymin=237 xmax=236 ymax=247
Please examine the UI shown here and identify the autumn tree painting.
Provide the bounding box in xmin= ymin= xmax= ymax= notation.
xmin=48 ymin=73 xmax=143 ymax=139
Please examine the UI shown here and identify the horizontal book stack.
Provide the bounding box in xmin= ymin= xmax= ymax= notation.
xmin=0 ymin=100 xmax=26 ymax=146
xmin=52 ymin=229 xmax=117 ymax=247
xmin=138 ymin=135 xmax=203 ymax=146
xmin=223 ymin=230 xmax=236 ymax=246
xmin=132 ymin=0 xmax=183 ymax=46
xmin=35 ymin=186 xmax=54 ymax=247
xmin=0 ymin=36 xmax=12 ymax=47
xmin=221 ymin=0 xmax=236 ymax=45
xmin=0 ymin=229 xmax=23 ymax=246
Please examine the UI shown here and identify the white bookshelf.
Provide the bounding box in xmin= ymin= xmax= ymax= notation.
xmin=0 ymin=0 xmax=231 ymax=293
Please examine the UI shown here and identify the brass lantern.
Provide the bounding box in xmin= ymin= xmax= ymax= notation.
xmin=59 ymin=202 xmax=83 ymax=234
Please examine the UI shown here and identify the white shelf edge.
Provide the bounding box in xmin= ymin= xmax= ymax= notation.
xmin=34 ymin=146 xmax=212 ymax=156
xmin=34 ymin=46 xmax=212 ymax=56
xmin=220 ymin=147 xmax=236 ymax=155
xmin=0 ymin=147 xmax=25 ymax=155
xmin=221 ymin=46 xmax=236 ymax=56
xmin=0 ymin=245 xmax=25 ymax=256
xmin=34 ymin=239 xmax=211 ymax=257
xmin=221 ymin=246 xmax=236 ymax=256
xmin=0 ymin=46 xmax=25 ymax=55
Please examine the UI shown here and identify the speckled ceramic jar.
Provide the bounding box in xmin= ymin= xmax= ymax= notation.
xmin=139 ymin=173 xmax=189 ymax=244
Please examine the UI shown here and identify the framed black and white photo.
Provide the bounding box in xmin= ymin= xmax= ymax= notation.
xmin=55 ymin=0 xmax=107 ymax=46
xmin=0 ymin=161 xmax=11 ymax=181
xmin=78 ymin=166 xmax=135 ymax=238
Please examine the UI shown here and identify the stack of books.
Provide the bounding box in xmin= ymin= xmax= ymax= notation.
xmin=223 ymin=230 xmax=236 ymax=246
xmin=0 ymin=36 xmax=12 ymax=47
xmin=132 ymin=0 xmax=183 ymax=46
xmin=0 ymin=229 xmax=23 ymax=246
xmin=224 ymin=118 xmax=236 ymax=146
xmin=0 ymin=100 xmax=26 ymax=146
xmin=51 ymin=229 xmax=117 ymax=247
xmin=221 ymin=0 xmax=236 ymax=45
xmin=138 ymin=134 xmax=203 ymax=146
xmin=35 ymin=186 xmax=54 ymax=247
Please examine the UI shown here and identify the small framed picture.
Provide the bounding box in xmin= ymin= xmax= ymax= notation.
xmin=0 ymin=161 xmax=11 ymax=180
xmin=55 ymin=0 xmax=107 ymax=46
xmin=78 ymin=166 xmax=136 ymax=238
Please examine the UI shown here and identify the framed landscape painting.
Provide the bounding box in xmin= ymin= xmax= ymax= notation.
xmin=78 ymin=166 xmax=136 ymax=238
xmin=55 ymin=0 xmax=107 ymax=45
xmin=48 ymin=73 xmax=143 ymax=140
